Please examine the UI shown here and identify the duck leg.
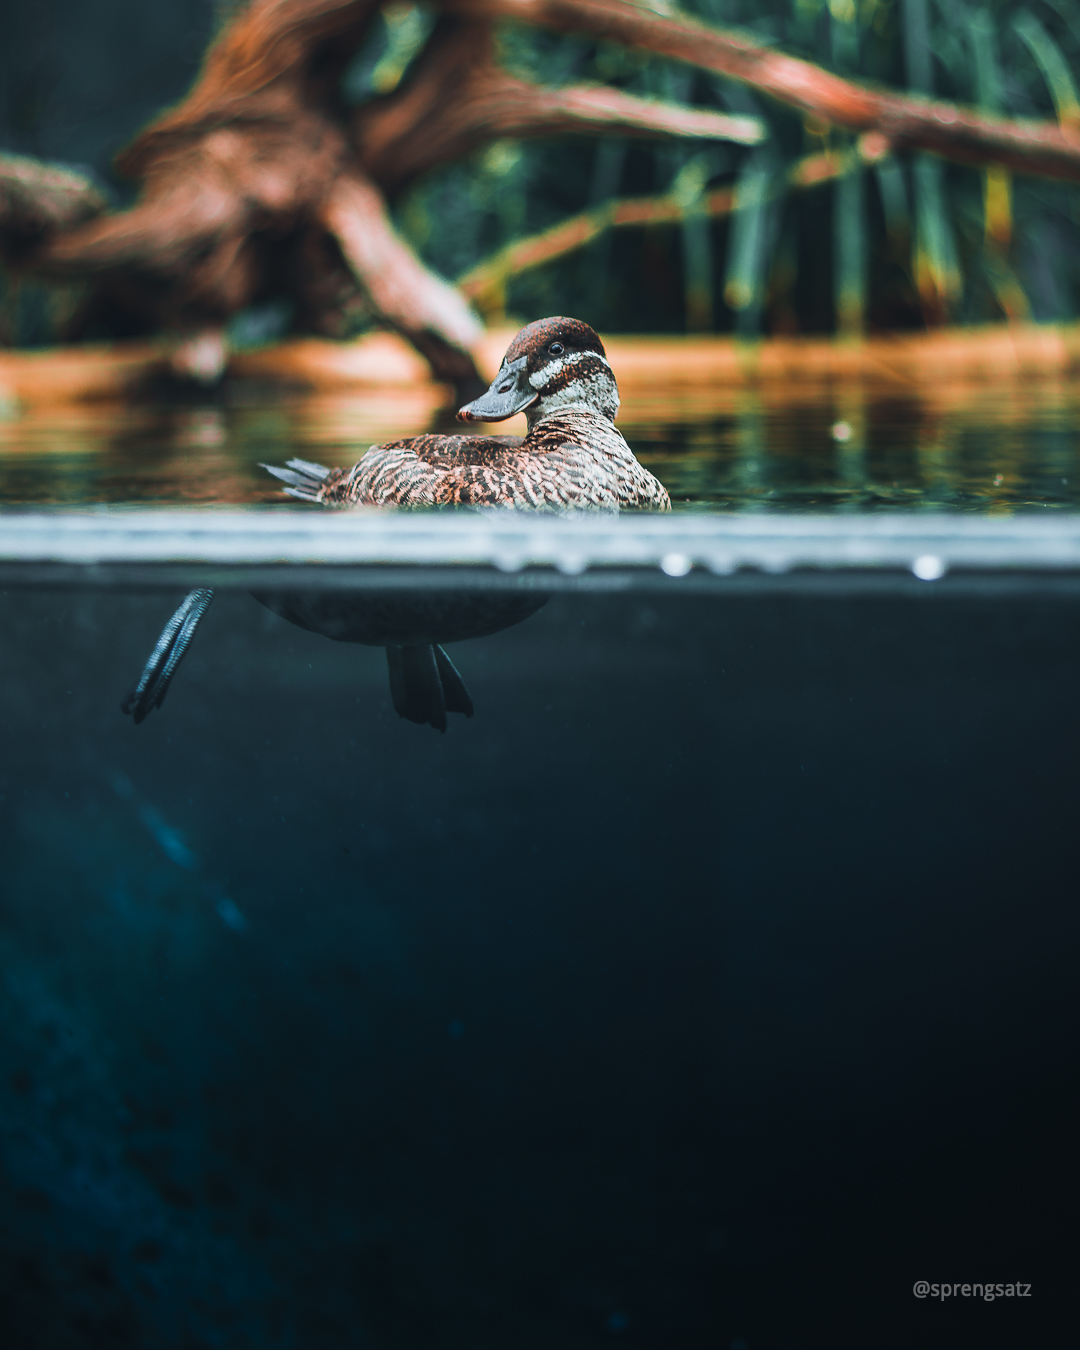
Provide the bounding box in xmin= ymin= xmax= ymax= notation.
xmin=433 ymin=645 xmax=474 ymax=718
xmin=122 ymin=589 xmax=214 ymax=724
xmin=385 ymin=643 xmax=474 ymax=732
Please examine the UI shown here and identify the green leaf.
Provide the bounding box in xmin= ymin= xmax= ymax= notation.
xmin=874 ymin=159 xmax=910 ymax=241
xmin=671 ymin=152 xmax=722 ymax=331
xmin=913 ymin=154 xmax=961 ymax=318
xmin=723 ymin=157 xmax=775 ymax=323
xmin=834 ymin=163 xmax=865 ymax=336
xmin=969 ymin=10 xmax=1004 ymax=113
xmin=902 ymin=0 xmax=934 ymax=95
xmin=1013 ymin=10 xmax=1080 ymax=128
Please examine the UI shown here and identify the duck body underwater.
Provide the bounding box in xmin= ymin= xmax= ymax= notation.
xmin=122 ymin=319 xmax=669 ymax=732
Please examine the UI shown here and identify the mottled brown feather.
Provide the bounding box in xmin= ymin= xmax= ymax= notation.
xmin=315 ymin=415 xmax=667 ymax=512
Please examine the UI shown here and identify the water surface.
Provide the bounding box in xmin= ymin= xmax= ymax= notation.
xmin=2 ymin=374 xmax=1079 ymax=511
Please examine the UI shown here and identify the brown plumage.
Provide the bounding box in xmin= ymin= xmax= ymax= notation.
xmin=263 ymin=317 xmax=671 ymax=513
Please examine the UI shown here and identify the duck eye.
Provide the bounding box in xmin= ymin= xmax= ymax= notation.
xmin=548 ymin=342 xmax=564 ymax=356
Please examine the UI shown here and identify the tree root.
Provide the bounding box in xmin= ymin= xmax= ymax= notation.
xmin=0 ymin=0 xmax=765 ymax=381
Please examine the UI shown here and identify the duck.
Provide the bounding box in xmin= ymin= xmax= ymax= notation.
xmin=122 ymin=318 xmax=669 ymax=732
xmin=263 ymin=317 xmax=671 ymax=512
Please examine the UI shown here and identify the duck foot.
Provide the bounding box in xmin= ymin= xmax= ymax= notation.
xmin=386 ymin=644 xmax=474 ymax=733
xmin=122 ymin=589 xmax=214 ymax=723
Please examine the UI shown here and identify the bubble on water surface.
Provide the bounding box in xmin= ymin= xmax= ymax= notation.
xmin=912 ymin=554 xmax=947 ymax=581
xmin=661 ymin=553 xmax=692 ymax=576
xmin=556 ymin=553 xmax=588 ymax=575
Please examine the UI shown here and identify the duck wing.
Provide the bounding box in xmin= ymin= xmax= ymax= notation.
xmin=341 ymin=434 xmax=525 ymax=507
xmin=261 ymin=429 xmax=667 ymax=511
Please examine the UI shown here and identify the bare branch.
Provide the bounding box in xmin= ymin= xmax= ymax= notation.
xmin=354 ymin=16 xmax=760 ymax=197
xmin=450 ymin=0 xmax=1080 ymax=182
xmin=321 ymin=168 xmax=485 ymax=388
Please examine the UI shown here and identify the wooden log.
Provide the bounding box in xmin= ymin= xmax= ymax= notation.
xmin=5 ymin=325 xmax=1080 ymax=407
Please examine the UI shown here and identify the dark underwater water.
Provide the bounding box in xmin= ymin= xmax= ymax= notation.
xmin=0 ymin=583 xmax=1074 ymax=1348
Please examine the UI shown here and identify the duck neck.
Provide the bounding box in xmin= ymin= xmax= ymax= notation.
xmin=526 ymin=404 xmax=615 ymax=433
xmin=524 ymin=364 xmax=620 ymax=431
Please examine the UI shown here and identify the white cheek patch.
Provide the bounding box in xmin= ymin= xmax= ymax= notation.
xmin=541 ymin=376 xmax=589 ymax=408
xmin=528 ymin=350 xmax=612 ymax=390
xmin=529 ymin=371 xmax=620 ymax=422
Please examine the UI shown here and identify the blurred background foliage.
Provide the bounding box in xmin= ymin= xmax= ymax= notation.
xmin=3 ymin=0 xmax=1080 ymax=345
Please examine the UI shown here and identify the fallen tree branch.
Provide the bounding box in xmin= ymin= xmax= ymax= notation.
xmin=353 ymin=15 xmax=761 ymax=196
xmin=451 ymin=0 xmax=1080 ymax=182
xmin=321 ymin=168 xmax=485 ymax=386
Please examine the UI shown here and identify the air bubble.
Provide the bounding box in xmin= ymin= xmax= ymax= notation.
xmin=912 ymin=555 xmax=946 ymax=581
xmin=555 ymin=554 xmax=588 ymax=575
xmin=660 ymin=553 xmax=692 ymax=577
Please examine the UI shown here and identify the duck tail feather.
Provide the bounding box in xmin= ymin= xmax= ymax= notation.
xmin=260 ymin=459 xmax=329 ymax=501
xmin=433 ymin=645 xmax=474 ymax=718
xmin=286 ymin=457 xmax=331 ymax=479
xmin=122 ymin=589 xmax=214 ymax=724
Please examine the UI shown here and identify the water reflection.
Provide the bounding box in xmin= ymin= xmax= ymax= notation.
xmin=2 ymin=375 xmax=1080 ymax=510
xmin=624 ymin=379 xmax=1080 ymax=512
xmin=123 ymin=586 xmax=549 ymax=732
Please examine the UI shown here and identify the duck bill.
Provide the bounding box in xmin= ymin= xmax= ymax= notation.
xmin=456 ymin=355 xmax=538 ymax=422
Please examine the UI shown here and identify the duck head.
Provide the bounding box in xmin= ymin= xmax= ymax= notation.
xmin=458 ymin=317 xmax=618 ymax=429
